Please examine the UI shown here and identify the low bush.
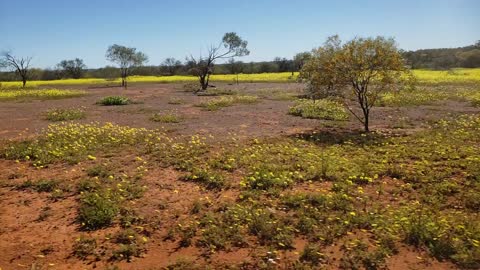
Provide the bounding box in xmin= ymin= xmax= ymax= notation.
xmin=150 ymin=112 xmax=182 ymax=123
xmin=45 ymin=107 xmax=86 ymax=121
xmin=97 ymin=96 xmax=130 ymax=106
xmin=288 ymin=99 xmax=349 ymax=120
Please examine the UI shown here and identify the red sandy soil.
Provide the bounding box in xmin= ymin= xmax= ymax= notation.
xmin=1 ymin=82 xmax=476 ymax=269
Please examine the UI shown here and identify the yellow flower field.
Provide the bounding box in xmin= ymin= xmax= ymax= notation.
xmin=0 ymin=88 xmax=86 ymax=100
xmin=1 ymin=69 xmax=479 ymax=88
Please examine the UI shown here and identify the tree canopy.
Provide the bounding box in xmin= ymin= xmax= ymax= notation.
xmin=106 ymin=44 xmax=148 ymax=88
xmin=57 ymin=58 xmax=87 ymax=79
xmin=188 ymin=32 xmax=249 ymax=91
xmin=300 ymin=35 xmax=410 ymax=131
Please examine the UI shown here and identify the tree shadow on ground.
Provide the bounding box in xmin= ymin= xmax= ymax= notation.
xmin=288 ymin=128 xmax=398 ymax=147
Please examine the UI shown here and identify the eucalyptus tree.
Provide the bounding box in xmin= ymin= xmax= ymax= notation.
xmin=106 ymin=44 xmax=148 ymax=88
xmin=300 ymin=36 xmax=410 ymax=132
xmin=187 ymin=32 xmax=249 ymax=92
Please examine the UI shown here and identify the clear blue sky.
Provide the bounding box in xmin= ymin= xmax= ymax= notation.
xmin=1 ymin=0 xmax=478 ymax=69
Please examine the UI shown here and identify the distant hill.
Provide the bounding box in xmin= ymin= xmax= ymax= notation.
xmin=403 ymin=41 xmax=480 ymax=69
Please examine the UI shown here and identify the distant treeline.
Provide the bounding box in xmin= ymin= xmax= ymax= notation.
xmin=0 ymin=58 xmax=297 ymax=81
xmin=403 ymin=42 xmax=480 ymax=69
xmin=1 ymin=42 xmax=479 ymax=81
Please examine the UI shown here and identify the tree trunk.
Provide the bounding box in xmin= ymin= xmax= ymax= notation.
xmin=22 ymin=78 xmax=26 ymax=88
xmin=363 ymin=109 xmax=370 ymax=132
xmin=199 ymin=75 xmax=208 ymax=91
xmin=121 ymin=69 xmax=128 ymax=89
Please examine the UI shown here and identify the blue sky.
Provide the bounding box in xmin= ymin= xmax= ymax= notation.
xmin=1 ymin=0 xmax=478 ymax=69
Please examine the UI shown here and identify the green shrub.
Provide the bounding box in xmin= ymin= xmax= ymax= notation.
xmin=97 ymin=96 xmax=130 ymax=106
xmin=73 ymin=236 xmax=97 ymax=259
xmin=182 ymin=168 xmax=226 ymax=190
xmin=197 ymin=95 xmax=258 ymax=111
xmin=17 ymin=179 xmax=58 ymax=192
xmin=300 ymin=243 xmax=328 ymax=265
xmin=288 ymin=99 xmax=349 ymax=120
xmin=379 ymin=89 xmax=450 ymax=106
xmin=150 ymin=112 xmax=182 ymax=123
xmin=78 ymin=191 xmax=119 ymax=230
xmin=45 ymin=108 xmax=86 ymax=121
xmin=197 ymin=89 xmax=237 ymax=96
xmin=86 ymin=164 xmax=112 ymax=178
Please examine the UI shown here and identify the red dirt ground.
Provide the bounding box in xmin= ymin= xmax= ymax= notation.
xmin=1 ymin=82 xmax=477 ymax=269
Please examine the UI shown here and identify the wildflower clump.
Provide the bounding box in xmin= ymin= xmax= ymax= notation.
xmin=288 ymin=99 xmax=349 ymax=120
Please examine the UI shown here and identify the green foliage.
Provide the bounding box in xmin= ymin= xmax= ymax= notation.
xmin=150 ymin=112 xmax=182 ymax=123
xmin=196 ymin=88 xmax=237 ymax=96
xmin=57 ymin=58 xmax=86 ymax=79
xmin=300 ymin=35 xmax=410 ymax=131
xmin=73 ymin=236 xmax=97 ymax=260
xmin=97 ymin=96 xmax=131 ymax=106
xmin=299 ymin=244 xmax=328 ymax=265
xmin=288 ymin=99 xmax=349 ymax=120
xmin=182 ymin=167 xmax=226 ymax=190
xmin=339 ymin=240 xmax=390 ymax=270
xmin=197 ymin=95 xmax=258 ymax=111
xmin=17 ymin=179 xmax=58 ymax=192
xmin=379 ymin=89 xmax=450 ymax=106
xmin=86 ymin=164 xmax=112 ymax=178
xmin=78 ymin=191 xmax=119 ymax=230
xmin=1 ymin=122 xmax=152 ymax=165
xmin=111 ymin=229 xmax=146 ymax=262
xmin=403 ymin=43 xmax=480 ymax=69
xmin=45 ymin=107 xmax=86 ymax=121
xmin=3 ymin=113 xmax=480 ymax=268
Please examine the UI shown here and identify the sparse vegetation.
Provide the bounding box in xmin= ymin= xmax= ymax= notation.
xmin=197 ymin=95 xmax=258 ymax=111
xmin=0 ymin=9 xmax=479 ymax=268
xmin=97 ymin=96 xmax=131 ymax=105
xmin=289 ymin=99 xmax=349 ymax=120
xmin=167 ymin=97 xmax=185 ymax=104
xmin=45 ymin=107 xmax=86 ymax=121
xmin=150 ymin=112 xmax=182 ymax=123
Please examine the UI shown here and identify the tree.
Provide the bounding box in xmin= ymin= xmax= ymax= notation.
xmin=273 ymin=57 xmax=292 ymax=73
xmin=227 ymin=58 xmax=244 ymax=84
xmin=188 ymin=32 xmax=249 ymax=92
xmin=300 ymin=36 xmax=409 ymax=132
xmin=161 ymin=57 xmax=182 ymax=75
xmin=1 ymin=52 xmax=32 ymax=87
xmin=456 ymin=49 xmax=480 ymax=68
xmin=56 ymin=58 xmax=86 ymax=79
xmin=106 ymin=44 xmax=148 ymax=88
xmin=293 ymin=52 xmax=311 ymax=72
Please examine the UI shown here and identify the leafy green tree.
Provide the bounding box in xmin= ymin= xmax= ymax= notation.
xmin=56 ymin=58 xmax=87 ymax=79
xmin=300 ymin=36 xmax=410 ymax=132
xmin=188 ymin=32 xmax=249 ymax=92
xmin=106 ymin=44 xmax=148 ymax=88
xmin=293 ymin=52 xmax=312 ymax=72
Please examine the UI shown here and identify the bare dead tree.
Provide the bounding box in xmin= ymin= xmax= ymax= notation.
xmin=2 ymin=52 xmax=32 ymax=88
